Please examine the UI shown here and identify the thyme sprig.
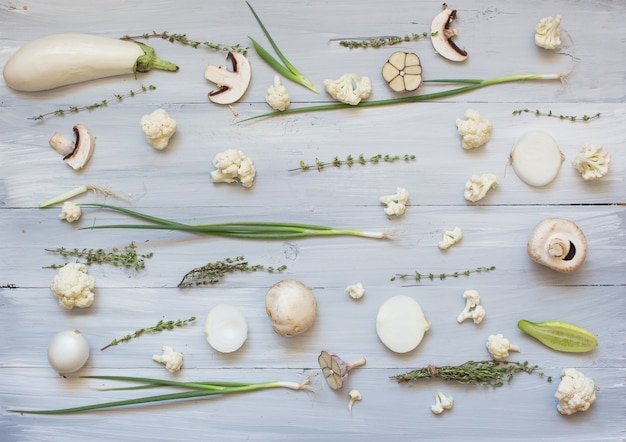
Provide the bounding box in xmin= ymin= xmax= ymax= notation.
xmin=512 ymin=108 xmax=600 ymax=122
xmin=337 ymin=31 xmax=435 ymax=49
xmin=101 ymin=316 xmax=196 ymax=351
xmin=178 ymin=256 xmax=286 ymax=288
xmin=391 ymin=266 xmax=495 ymax=282
xmin=392 ymin=360 xmax=552 ymax=387
xmin=122 ymin=31 xmax=246 ymax=55
xmin=45 ymin=242 xmax=153 ymax=271
xmin=290 ymin=154 xmax=416 ymax=172
xmin=29 ymin=85 xmax=157 ymax=121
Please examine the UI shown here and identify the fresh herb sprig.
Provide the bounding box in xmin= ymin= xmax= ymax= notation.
xmin=122 ymin=31 xmax=246 ymax=55
xmin=512 ymin=108 xmax=600 ymax=122
xmin=101 ymin=316 xmax=196 ymax=351
xmin=45 ymin=242 xmax=153 ymax=271
xmin=29 ymin=85 xmax=156 ymax=121
xmin=337 ymin=32 xmax=435 ymax=49
xmin=392 ymin=360 xmax=552 ymax=387
xmin=290 ymin=154 xmax=416 ymax=172
xmin=391 ymin=266 xmax=495 ymax=282
xmin=178 ymin=256 xmax=287 ymax=288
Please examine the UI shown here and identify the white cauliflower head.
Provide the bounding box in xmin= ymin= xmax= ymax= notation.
xmin=50 ymin=262 xmax=95 ymax=309
xmin=438 ymin=227 xmax=463 ymax=250
xmin=58 ymin=201 xmax=81 ymax=223
xmin=535 ymin=15 xmax=562 ymax=50
xmin=345 ymin=283 xmax=365 ymax=300
xmin=379 ymin=187 xmax=409 ymax=216
xmin=140 ymin=108 xmax=178 ymax=150
xmin=211 ymin=149 xmax=256 ymax=188
xmin=486 ymin=334 xmax=520 ymax=360
xmin=456 ymin=109 xmax=493 ymax=150
xmin=572 ymin=143 xmax=611 ymax=180
xmin=323 ymin=73 xmax=372 ymax=106
xmin=266 ymin=75 xmax=290 ymax=111
xmin=464 ymin=173 xmax=498 ymax=202
xmin=555 ymin=368 xmax=596 ymax=415
xmin=153 ymin=346 xmax=184 ymax=373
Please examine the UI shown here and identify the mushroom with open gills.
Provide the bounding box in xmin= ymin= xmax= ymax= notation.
xmin=430 ymin=3 xmax=468 ymax=62
xmin=527 ymin=218 xmax=588 ymax=273
xmin=204 ymin=51 xmax=252 ymax=105
xmin=49 ymin=124 xmax=95 ymax=171
xmin=381 ymin=52 xmax=423 ymax=93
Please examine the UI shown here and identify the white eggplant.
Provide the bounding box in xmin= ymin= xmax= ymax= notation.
xmin=3 ymin=33 xmax=178 ymax=92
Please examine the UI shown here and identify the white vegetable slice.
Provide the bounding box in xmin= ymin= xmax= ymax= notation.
xmin=47 ymin=329 xmax=90 ymax=374
xmin=205 ymin=304 xmax=248 ymax=353
xmin=376 ymin=295 xmax=430 ymax=353
xmin=510 ymin=131 xmax=564 ymax=187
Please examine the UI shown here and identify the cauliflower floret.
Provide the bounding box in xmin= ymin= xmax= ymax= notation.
xmin=572 ymin=143 xmax=611 ymax=180
xmin=153 ymin=346 xmax=184 ymax=373
xmin=140 ymin=108 xmax=178 ymax=150
xmin=464 ymin=173 xmax=498 ymax=202
xmin=431 ymin=391 xmax=454 ymax=415
xmin=535 ymin=15 xmax=562 ymax=50
xmin=456 ymin=109 xmax=493 ymax=150
xmin=58 ymin=201 xmax=81 ymax=223
xmin=379 ymin=187 xmax=409 ymax=216
xmin=50 ymin=262 xmax=95 ymax=309
xmin=555 ymin=368 xmax=596 ymax=415
xmin=266 ymin=75 xmax=290 ymax=111
xmin=486 ymin=334 xmax=520 ymax=360
xmin=457 ymin=289 xmax=485 ymax=324
xmin=323 ymin=73 xmax=372 ymax=106
xmin=345 ymin=283 xmax=365 ymax=300
xmin=211 ymin=149 xmax=256 ymax=188
xmin=438 ymin=227 xmax=463 ymax=250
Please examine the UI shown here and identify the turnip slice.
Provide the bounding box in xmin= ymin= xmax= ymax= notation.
xmin=510 ymin=131 xmax=564 ymax=187
xmin=376 ymin=295 xmax=430 ymax=353
xmin=205 ymin=304 xmax=248 ymax=353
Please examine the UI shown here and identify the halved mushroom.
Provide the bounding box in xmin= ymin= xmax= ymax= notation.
xmin=49 ymin=124 xmax=95 ymax=171
xmin=381 ymin=52 xmax=423 ymax=93
xmin=430 ymin=3 xmax=468 ymax=62
xmin=204 ymin=51 xmax=252 ymax=105
xmin=527 ymin=218 xmax=587 ymax=273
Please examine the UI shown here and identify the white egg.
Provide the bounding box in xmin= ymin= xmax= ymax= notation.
xmin=47 ymin=329 xmax=90 ymax=374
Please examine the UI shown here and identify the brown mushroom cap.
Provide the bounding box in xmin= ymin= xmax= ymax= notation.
xmin=527 ymin=218 xmax=587 ymax=272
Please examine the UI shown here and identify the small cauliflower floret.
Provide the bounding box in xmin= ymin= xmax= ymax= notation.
xmin=211 ymin=149 xmax=256 ymax=188
xmin=346 ymin=283 xmax=365 ymax=300
xmin=266 ymin=75 xmax=290 ymax=111
xmin=323 ymin=73 xmax=372 ymax=106
xmin=464 ymin=173 xmax=498 ymax=202
xmin=572 ymin=143 xmax=611 ymax=180
xmin=50 ymin=262 xmax=95 ymax=309
xmin=456 ymin=109 xmax=493 ymax=150
xmin=58 ymin=201 xmax=81 ymax=223
xmin=140 ymin=108 xmax=178 ymax=150
xmin=457 ymin=289 xmax=485 ymax=324
xmin=431 ymin=391 xmax=454 ymax=415
xmin=380 ymin=187 xmax=409 ymax=216
xmin=555 ymin=368 xmax=596 ymax=415
xmin=486 ymin=334 xmax=520 ymax=360
xmin=438 ymin=227 xmax=463 ymax=250
xmin=153 ymin=346 xmax=184 ymax=373
xmin=535 ymin=15 xmax=562 ymax=50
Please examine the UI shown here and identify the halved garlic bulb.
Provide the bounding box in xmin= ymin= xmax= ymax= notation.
xmin=382 ymin=52 xmax=423 ymax=93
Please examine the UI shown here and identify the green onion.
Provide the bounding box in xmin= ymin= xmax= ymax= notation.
xmin=9 ymin=375 xmax=313 ymax=414
xmin=78 ymin=204 xmax=388 ymax=240
xmin=246 ymin=1 xmax=318 ymax=93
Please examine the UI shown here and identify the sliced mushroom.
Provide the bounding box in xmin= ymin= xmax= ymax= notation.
xmin=49 ymin=124 xmax=95 ymax=171
xmin=527 ymin=218 xmax=587 ymax=273
xmin=204 ymin=51 xmax=252 ymax=105
xmin=430 ymin=3 xmax=468 ymax=62
xmin=381 ymin=52 xmax=423 ymax=93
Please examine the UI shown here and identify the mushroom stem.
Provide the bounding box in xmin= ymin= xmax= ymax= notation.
xmin=49 ymin=133 xmax=75 ymax=156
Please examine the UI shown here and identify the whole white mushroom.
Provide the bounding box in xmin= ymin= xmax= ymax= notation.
xmin=265 ymin=279 xmax=317 ymax=337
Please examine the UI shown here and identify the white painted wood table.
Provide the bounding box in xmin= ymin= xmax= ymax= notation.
xmin=1 ymin=1 xmax=624 ymax=441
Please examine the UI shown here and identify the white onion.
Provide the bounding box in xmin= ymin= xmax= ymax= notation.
xmin=376 ymin=295 xmax=430 ymax=353
xmin=47 ymin=329 xmax=90 ymax=374
xmin=205 ymin=304 xmax=248 ymax=353
xmin=510 ymin=131 xmax=564 ymax=187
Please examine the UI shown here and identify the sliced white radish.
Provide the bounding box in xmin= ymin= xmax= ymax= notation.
xmin=376 ymin=295 xmax=430 ymax=353
xmin=205 ymin=304 xmax=248 ymax=353
xmin=510 ymin=131 xmax=564 ymax=187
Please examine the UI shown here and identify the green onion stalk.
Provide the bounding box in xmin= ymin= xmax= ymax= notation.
xmin=78 ymin=204 xmax=389 ymax=240
xmin=10 ymin=375 xmax=313 ymax=415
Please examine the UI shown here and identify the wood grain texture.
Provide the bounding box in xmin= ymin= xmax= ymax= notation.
xmin=0 ymin=1 xmax=624 ymax=441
